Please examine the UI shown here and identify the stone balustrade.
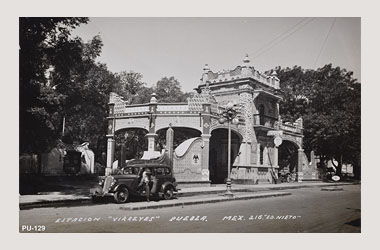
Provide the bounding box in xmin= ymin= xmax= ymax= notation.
xmin=125 ymin=105 xmax=150 ymax=114
xmin=157 ymin=104 xmax=189 ymax=112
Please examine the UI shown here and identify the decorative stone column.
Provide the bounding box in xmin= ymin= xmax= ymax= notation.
xmin=166 ymin=125 xmax=174 ymax=168
xmin=105 ymin=101 xmax=115 ymax=176
xmin=273 ymin=146 xmax=278 ymax=168
xmin=201 ymin=134 xmax=211 ymax=182
xmin=147 ymin=133 xmax=157 ymax=151
xmin=263 ymin=146 xmax=268 ymax=166
xmin=256 ymin=143 xmax=261 ymax=166
xmin=105 ymin=138 xmax=115 ymax=175
xmin=148 ymin=93 xmax=158 ymax=134
xmin=201 ymin=103 xmax=212 ymax=182
xmin=297 ymin=148 xmax=304 ymax=182
xmin=310 ymin=151 xmax=317 ymax=179
xmin=140 ymin=135 xmax=161 ymax=160
xmin=140 ymin=93 xmax=161 ymax=160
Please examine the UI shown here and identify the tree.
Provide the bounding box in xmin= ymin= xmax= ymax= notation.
xmin=62 ymin=62 xmax=120 ymax=159
xmin=155 ymin=76 xmax=190 ymax=103
xmin=114 ymin=71 xmax=149 ymax=104
xmin=19 ymin=17 xmax=90 ymax=153
xmin=276 ymin=64 xmax=361 ymax=178
xmin=19 ymin=17 xmax=120 ymax=162
xmin=114 ymin=129 xmax=148 ymax=163
xmin=273 ymin=66 xmax=316 ymax=122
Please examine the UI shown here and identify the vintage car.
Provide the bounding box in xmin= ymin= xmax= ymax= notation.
xmin=93 ymin=163 xmax=178 ymax=203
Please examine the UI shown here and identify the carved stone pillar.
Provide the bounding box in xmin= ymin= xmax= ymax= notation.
xmin=106 ymin=138 xmax=115 ymax=176
xmin=166 ymin=126 xmax=174 ymax=168
xmin=273 ymin=146 xmax=278 ymax=168
xmin=146 ymin=133 xmax=158 ymax=152
xmin=297 ymin=148 xmax=304 ymax=182
xmin=201 ymin=134 xmax=211 ymax=182
xmin=105 ymin=101 xmax=115 ymax=176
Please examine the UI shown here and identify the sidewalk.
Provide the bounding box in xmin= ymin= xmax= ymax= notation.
xmin=19 ymin=179 xmax=359 ymax=210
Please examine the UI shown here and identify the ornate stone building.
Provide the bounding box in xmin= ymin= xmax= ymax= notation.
xmin=105 ymin=55 xmax=319 ymax=185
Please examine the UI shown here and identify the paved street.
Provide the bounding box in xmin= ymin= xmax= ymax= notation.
xmin=19 ymin=184 xmax=360 ymax=233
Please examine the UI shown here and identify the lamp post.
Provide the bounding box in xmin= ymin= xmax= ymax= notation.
xmin=218 ymin=102 xmax=239 ymax=197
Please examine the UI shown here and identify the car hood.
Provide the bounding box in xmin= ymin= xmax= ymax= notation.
xmin=111 ymin=175 xmax=138 ymax=180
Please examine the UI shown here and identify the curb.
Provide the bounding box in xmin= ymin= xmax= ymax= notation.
xmin=19 ymin=182 xmax=358 ymax=210
xmin=19 ymin=197 xmax=92 ymax=210
xmin=119 ymin=192 xmax=292 ymax=211
xmin=176 ymin=182 xmax=358 ymax=197
xmin=321 ymin=187 xmax=345 ymax=191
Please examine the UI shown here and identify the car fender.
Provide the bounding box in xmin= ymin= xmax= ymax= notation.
xmin=111 ymin=184 xmax=128 ymax=193
xmin=161 ymin=181 xmax=176 ymax=192
xmin=150 ymin=178 xmax=159 ymax=194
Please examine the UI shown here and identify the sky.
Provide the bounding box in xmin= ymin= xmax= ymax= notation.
xmin=72 ymin=17 xmax=360 ymax=92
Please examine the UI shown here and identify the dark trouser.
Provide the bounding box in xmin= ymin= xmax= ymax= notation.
xmin=145 ymin=183 xmax=151 ymax=201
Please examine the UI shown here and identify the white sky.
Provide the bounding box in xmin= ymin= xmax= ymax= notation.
xmin=73 ymin=17 xmax=360 ymax=92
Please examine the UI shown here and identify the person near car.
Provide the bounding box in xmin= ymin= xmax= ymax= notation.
xmin=137 ymin=168 xmax=146 ymax=189
xmin=143 ymin=168 xmax=152 ymax=201
xmin=137 ymin=168 xmax=153 ymax=201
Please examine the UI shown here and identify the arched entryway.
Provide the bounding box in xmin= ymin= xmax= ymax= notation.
xmin=114 ymin=128 xmax=149 ymax=167
xmin=278 ymin=140 xmax=300 ymax=178
xmin=156 ymin=127 xmax=202 ymax=151
xmin=209 ymin=128 xmax=242 ymax=184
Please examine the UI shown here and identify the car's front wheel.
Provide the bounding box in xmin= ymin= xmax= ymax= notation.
xmin=114 ymin=187 xmax=129 ymax=204
xmin=163 ymin=187 xmax=174 ymax=200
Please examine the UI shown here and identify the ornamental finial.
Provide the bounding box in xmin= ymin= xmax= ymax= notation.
xmin=243 ymin=54 xmax=250 ymax=64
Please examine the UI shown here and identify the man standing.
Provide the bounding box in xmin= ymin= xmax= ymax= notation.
xmin=142 ymin=168 xmax=152 ymax=202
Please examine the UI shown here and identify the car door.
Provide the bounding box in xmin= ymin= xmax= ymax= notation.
xmin=154 ymin=167 xmax=167 ymax=192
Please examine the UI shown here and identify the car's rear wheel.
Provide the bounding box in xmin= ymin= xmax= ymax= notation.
xmin=114 ymin=187 xmax=129 ymax=204
xmin=163 ymin=187 xmax=174 ymax=200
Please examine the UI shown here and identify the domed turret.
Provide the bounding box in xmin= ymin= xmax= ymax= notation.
xmin=150 ymin=93 xmax=157 ymax=104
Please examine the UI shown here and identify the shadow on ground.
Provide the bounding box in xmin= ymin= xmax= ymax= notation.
xmin=20 ymin=174 xmax=98 ymax=195
xmin=345 ymin=218 xmax=361 ymax=228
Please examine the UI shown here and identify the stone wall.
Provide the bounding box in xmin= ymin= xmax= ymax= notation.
xmin=41 ymin=148 xmax=65 ymax=175
xmin=300 ymin=151 xmax=319 ymax=180
xmin=231 ymin=166 xmax=277 ymax=184
xmin=173 ymin=138 xmax=209 ymax=183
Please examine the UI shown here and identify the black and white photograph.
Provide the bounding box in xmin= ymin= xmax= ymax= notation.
xmin=18 ymin=16 xmax=362 ymax=234
xmin=5 ymin=0 xmax=379 ymax=247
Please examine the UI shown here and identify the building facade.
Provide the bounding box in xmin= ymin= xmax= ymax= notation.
xmin=105 ymin=56 xmax=319 ymax=185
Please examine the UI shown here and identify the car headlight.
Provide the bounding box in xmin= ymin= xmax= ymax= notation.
xmin=109 ymin=179 xmax=117 ymax=190
xmin=98 ymin=178 xmax=105 ymax=186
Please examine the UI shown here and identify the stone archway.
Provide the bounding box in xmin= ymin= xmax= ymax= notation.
xmin=278 ymin=139 xmax=300 ymax=179
xmin=209 ymin=128 xmax=242 ymax=184
xmin=156 ymin=127 xmax=202 ymax=151
xmin=114 ymin=128 xmax=149 ymax=167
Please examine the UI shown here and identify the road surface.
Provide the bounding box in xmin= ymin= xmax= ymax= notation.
xmin=19 ymin=184 xmax=360 ymax=233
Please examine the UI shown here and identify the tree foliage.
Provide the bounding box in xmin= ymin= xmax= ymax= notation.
xmin=19 ymin=17 xmax=118 ymax=160
xmin=62 ymin=63 xmax=120 ymax=158
xmin=155 ymin=76 xmax=191 ymax=103
xmin=114 ymin=71 xmax=152 ymax=104
xmin=20 ymin=17 xmax=90 ymax=153
xmin=276 ymin=64 xmax=361 ymax=176
xmin=114 ymin=129 xmax=148 ymax=163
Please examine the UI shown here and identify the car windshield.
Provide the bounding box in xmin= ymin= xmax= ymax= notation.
xmin=118 ymin=166 xmax=140 ymax=175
